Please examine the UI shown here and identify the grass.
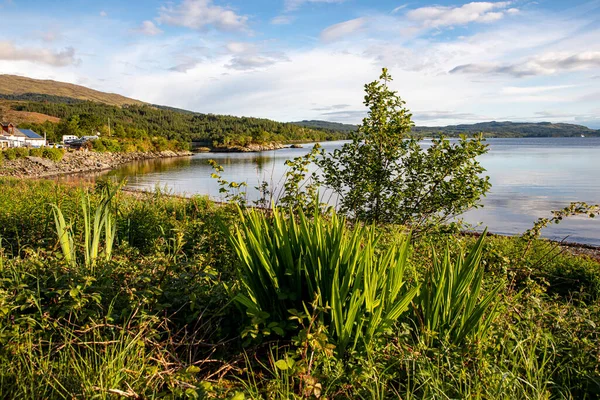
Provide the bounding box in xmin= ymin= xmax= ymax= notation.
xmin=0 ymin=177 xmax=599 ymax=398
xmin=0 ymin=74 xmax=144 ymax=106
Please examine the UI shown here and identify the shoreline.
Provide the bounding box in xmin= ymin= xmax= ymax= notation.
xmin=119 ymin=186 xmax=600 ymax=257
xmin=0 ymin=149 xmax=193 ymax=179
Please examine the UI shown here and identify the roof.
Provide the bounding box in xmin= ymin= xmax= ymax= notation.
xmin=1 ymin=122 xmax=15 ymax=128
xmin=19 ymin=129 xmax=43 ymax=139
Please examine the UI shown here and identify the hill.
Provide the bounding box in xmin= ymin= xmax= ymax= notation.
xmin=412 ymin=121 xmax=600 ymax=138
xmin=293 ymin=120 xmax=358 ymax=134
xmin=293 ymin=120 xmax=600 ymax=138
xmin=0 ymin=75 xmax=144 ymax=107
xmin=0 ymin=77 xmax=343 ymax=146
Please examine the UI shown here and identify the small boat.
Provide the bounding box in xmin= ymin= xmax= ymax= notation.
xmin=581 ymin=134 xmax=585 ymax=138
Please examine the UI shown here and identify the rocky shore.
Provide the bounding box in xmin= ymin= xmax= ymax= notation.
xmin=211 ymin=142 xmax=285 ymax=152
xmin=0 ymin=150 xmax=193 ymax=179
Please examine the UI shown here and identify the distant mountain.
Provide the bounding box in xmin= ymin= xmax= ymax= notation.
xmin=412 ymin=121 xmax=600 ymax=138
xmin=0 ymin=75 xmax=144 ymax=107
xmin=293 ymin=120 xmax=358 ymax=133
xmin=293 ymin=120 xmax=600 ymax=138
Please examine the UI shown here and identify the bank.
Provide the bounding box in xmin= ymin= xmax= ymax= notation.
xmin=0 ymin=149 xmax=193 ymax=179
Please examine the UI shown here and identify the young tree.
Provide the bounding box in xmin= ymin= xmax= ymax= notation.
xmin=318 ymin=68 xmax=491 ymax=229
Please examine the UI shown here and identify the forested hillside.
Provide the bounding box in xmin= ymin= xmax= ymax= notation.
xmin=0 ymin=76 xmax=345 ymax=146
xmin=412 ymin=121 xmax=600 ymax=137
xmin=293 ymin=120 xmax=600 ymax=137
xmin=2 ymin=97 xmax=344 ymax=145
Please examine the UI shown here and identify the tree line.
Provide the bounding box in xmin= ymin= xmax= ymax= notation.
xmin=10 ymin=98 xmax=347 ymax=146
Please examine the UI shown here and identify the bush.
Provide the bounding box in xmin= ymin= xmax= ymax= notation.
xmin=42 ymin=147 xmax=64 ymax=162
xmin=29 ymin=148 xmax=43 ymax=157
xmin=14 ymin=147 xmax=30 ymax=158
xmin=151 ymin=136 xmax=169 ymax=152
xmin=3 ymin=148 xmax=16 ymax=160
xmin=92 ymin=138 xmax=122 ymax=153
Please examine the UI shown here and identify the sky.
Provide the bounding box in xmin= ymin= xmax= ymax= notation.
xmin=0 ymin=0 xmax=599 ymax=128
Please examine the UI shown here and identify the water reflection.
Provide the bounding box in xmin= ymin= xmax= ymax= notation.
xmin=63 ymin=138 xmax=600 ymax=245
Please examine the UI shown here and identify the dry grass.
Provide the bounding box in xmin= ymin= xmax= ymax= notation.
xmin=0 ymin=100 xmax=61 ymax=124
xmin=0 ymin=74 xmax=144 ymax=106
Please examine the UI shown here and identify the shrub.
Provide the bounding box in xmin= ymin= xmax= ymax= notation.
xmin=14 ymin=147 xmax=29 ymax=158
xmin=229 ymin=206 xmax=419 ymax=354
xmin=92 ymin=138 xmax=106 ymax=152
xmin=3 ymin=148 xmax=16 ymax=160
xmin=42 ymin=147 xmax=64 ymax=162
xmin=29 ymin=147 xmax=43 ymax=157
xmin=152 ymin=136 xmax=169 ymax=152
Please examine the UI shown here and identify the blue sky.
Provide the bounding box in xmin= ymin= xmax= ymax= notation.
xmin=1 ymin=0 xmax=599 ymax=128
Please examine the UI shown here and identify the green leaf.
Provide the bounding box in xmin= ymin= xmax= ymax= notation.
xmin=275 ymin=359 xmax=289 ymax=370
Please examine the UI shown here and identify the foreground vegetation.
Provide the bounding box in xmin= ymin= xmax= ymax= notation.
xmin=0 ymin=178 xmax=599 ymax=399
xmin=0 ymin=146 xmax=65 ymax=163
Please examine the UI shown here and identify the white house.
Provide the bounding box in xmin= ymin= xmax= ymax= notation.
xmin=21 ymin=129 xmax=47 ymax=148
xmin=0 ymin=122 xmax=46 ymax=148
xmin=0 ymin=122 xmax=26 ymax=147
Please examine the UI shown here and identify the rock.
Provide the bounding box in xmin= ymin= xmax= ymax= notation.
xmin=212 ymin=142 xmax=285 ymax=153
xmin=2 ymin=150 xmax=192 ymax=179
xmin=290 ymin=144 xmax=304 ymax=148
xmin=26 ymin=156 xmax=55 ymax=169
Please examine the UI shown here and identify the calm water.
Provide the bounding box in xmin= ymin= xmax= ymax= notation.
xmin=87 ymin=138 xmax=600 ymax=245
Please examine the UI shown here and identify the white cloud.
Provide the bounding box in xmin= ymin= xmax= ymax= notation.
xmin=413 ymin=110 xmax=491 ymax=122
xmin=223 ymin=42 xmax=287 ymax=70
xmin=226 ymin=41 xmax=255 ymax=54
xmin=392 ymin=5 xmax=408 ymax=14
xmin=271 ymin=15 xmax=294 ymax=25
xmin=100 ymin=10 xmax=107 ymax=17
xmin=501 ymin=85 xmax=575 ymax=95
xmin=157 ymin=0 xmax=248 ymax=32
xmin=451 ymin=52 xmax=600 ymax=77
xmin=285 ymin=0 xmax=346 ymax=12
xmin=136 ymin=21 xmax=164 ymax=36
xmin=0 ymin=41 xmax=78 ymax=67
xmin=407 ymin=1 xmax=514 ymax=28
xmin=226 ymin=54 xmax=288 ymax=70
xmin=320 ymin=18 xmax=366 ymax=43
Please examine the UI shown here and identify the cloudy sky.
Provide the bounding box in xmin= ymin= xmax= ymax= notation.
xmin=0 ymin=0 xmax=599 ymax=127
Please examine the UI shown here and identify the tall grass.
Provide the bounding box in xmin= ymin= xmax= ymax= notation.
xmin=51 ymin=184 xmax=119 ymax=269
xmin=413 ymin=231 xmax=503 ymax=346
xmin=230 ymin=206 xmax=419 ymax=353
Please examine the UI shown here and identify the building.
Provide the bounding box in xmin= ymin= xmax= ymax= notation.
xmin=20 ymin=129 xmax=47 ymax=148
xmin=0 ymin=122 xmax=46 ymax=148
xmin=1 ymin=122 xmax=26 ymax=148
